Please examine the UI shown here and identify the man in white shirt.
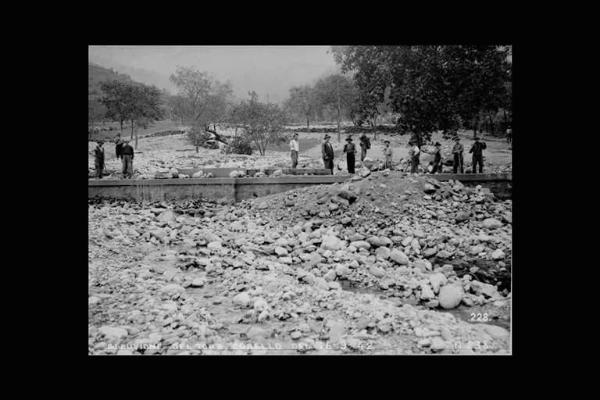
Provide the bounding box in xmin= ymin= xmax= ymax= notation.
xmin=409 ymin=140 xmax=420 ymax=173
xmin=290 ymin=133 xmax=299 ymax=169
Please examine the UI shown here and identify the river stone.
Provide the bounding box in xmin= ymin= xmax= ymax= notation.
xmin=253 ymin=297 xmax=269 ymax=312
xmin=423 ymin=183 xmax=436 ymax=194
xmin=233 ymin=292 xmax=253 ymax=308
xmin=470 ymin=280 xmax=500 ymax=298
xmin=190 ymin=278 xmax=205 ymax=288
xmin=470 ymin=245 xmax=485 ymax=255
xmin=430 ymin=337 xmax=447 ymax=352
xmin=390 ymin=249 xmax=409 ymax=265
xmin=428 ymin=273 xmax=447 ymax=294
xmin=369 ymin=265 xmax=386 ymax=278
xmin=274 ymin=246 xmax=288 ymax=256
xmin=455 ymin=212 xmax=470 ymax=223
xmin=491 ymin=249 xmax=505 ymax=260
xmin=324 ymin=270 xmax=337 ymax=281
xmin=351 ymin=241 xmax=371 ymax=250
xmin=423 ymin=248 xmax=438 ymax=258
xmin=482 ymin=218 xmax=503 ymax=229
xmin=321 ymin=235 xmax=345 ymax=251
xmin=436 ymin=250 xmax=452 ymax=259
xmin=160 ymin=284 xmax=185 ymax=295
xmin=335 ymin=264 xmax=350 ymax=278
xmin=413 ymin=259 xmax=431 ymax=272
xmin=375 ymin=246 xmax=391 ymax=259
xmin=420 ymin=283 xmax=435 ymax=300
xmin=158 ymin=210 xmax=176 ymax=223
xmin=438 ymin=284 xmax=463 ymax=309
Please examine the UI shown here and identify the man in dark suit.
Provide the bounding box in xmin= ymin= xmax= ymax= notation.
xmin=322 ymin=134 xmax=334 ymax=174
xmin=469 ymin=136 xmax=487 ymax=173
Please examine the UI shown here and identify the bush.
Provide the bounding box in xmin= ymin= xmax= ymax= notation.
xmin=223 ymin=136 xmax=253 ymax=155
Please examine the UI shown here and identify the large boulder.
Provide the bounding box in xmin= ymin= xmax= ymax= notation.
xmin=438 ymin=284 xmax=463 ymax=309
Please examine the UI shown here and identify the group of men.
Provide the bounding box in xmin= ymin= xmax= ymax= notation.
xmin=290 ymin=131 xmax=488 ymax=175
xmin=92 ymin=136 xmax=135 ymax=179
xmin=450 ymin=136 xmax=487 ymax=173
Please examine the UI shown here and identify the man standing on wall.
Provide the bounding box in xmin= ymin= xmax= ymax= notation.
xmin=322 ymin=134 xmax=334 ymax=174
xmin=469 ymin=136 xmax=487 ymax=173
xmin=383 ymin=140 xmax=393 ymax=170
xmin=409 ymin=140 xmax=420 ymax=173
xmin=343 ymin=136 xmax=356 ymax=174
xmin=121 ymin=139 xmax=135 ymax=178
xmin=359 ymin=133 xmax=371 ymax=161
xmin=115 ymin=135 xmax=123 ymax=160
xmin=94 ymin=141 xmax=105 ymax=179
xmin=290 ymin=132 xmax=299 ymax=169
xmin=431 ymin=142 xmax=443 ymax=173
xmin=452 ymin=136 xmax=464 ymax=174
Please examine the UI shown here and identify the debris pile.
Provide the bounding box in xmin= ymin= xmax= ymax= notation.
xmin=89 ymin=170 xmax=511 ymax=355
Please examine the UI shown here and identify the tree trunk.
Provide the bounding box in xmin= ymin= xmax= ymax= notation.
xmin=503 ymin=109 xmax=508 ymax=131
xmin=135 ymin=129 xmax=138 ymax=150
xmin=337 ymin=95 xmax=341 ymax=143
xmin=120 ymin=120 xmax=123 ymax=134
xmin=473 ymin=116 xmax=478 ymax=138
xmin=306 ymin=116 xmax=309 ymax=129
xmin=130 ymin=120 xmax=134 ymax=141
xmin=488 ymin=113 xmax=494 ymax=135
xmin=196 ymin=146 xmax=199 ymax=153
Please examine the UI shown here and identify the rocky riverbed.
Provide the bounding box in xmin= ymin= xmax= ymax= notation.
xmin=88 ymin=172 xmax=511 ymax=355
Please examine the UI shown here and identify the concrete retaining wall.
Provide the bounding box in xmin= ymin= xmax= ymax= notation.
xmin=89 ymin=176 xmax=348 ymax=203
xmin=89 ymin=173 xmax=512 ymax=202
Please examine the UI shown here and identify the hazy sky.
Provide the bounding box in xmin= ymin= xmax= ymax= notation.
xmin=88 ymin=46 xmax=340 ymax=103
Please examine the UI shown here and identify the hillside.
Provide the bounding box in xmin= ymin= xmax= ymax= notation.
xmin=89 ymin=63 xmax=133 ymax=99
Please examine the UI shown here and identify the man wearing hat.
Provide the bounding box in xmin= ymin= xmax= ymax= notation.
xmin=408 ymin=140 xmax=420 ymax=173
xmin=452 ymin=136 xmax=464 ymax=173
xmin=343 ymin=136 xmax=356 ymax=173
xmin=94 ymin=140 xmax=105 ymax=179
xmin=121 ymin=139 xmax=135 ymax=178
xmin=469 ymin=136 xmax=487 ymax=173
xmin=359 ymin=133 xmax=371 ymax=161
xmin=290 ymin=132 xmax=299 ymax=169
xmin=383 ymin=140 xmax=393 ymax=169
xmin=431 ymin=142 xmax=443 ymax=173
xmin=115 ymin=135 xmax=124 ymax=160
xmin=322 ymin=134 xmax=334 ymax=174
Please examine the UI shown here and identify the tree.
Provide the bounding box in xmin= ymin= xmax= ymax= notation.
xmin=100 ymin=80 xmax=163 ymax=148
xmin=284 ymin=85 xmax=317 ymax=129
xmin=169 ymin=66 xmax=233 ymax=152
xmin=100 ymin=80 xmax=130 ymax=134
xmin=313 ymin=73 xmax=358 ymax=142
xmin=125 ymin=84 xmax=164 ymax=148
xmin=232 ymin=91 xmax=287 ymax=156
xmin=88 ymin=98 xmax=106 ymax=135
xmin=332 ymin=45 xmax=511 ymax=145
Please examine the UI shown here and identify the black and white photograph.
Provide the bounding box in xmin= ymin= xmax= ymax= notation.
xmin=88 ymin=45 xmax=512 ymax=355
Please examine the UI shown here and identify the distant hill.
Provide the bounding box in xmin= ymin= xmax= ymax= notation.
xmin=89 ymin=63 xmax=134 ymax=99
